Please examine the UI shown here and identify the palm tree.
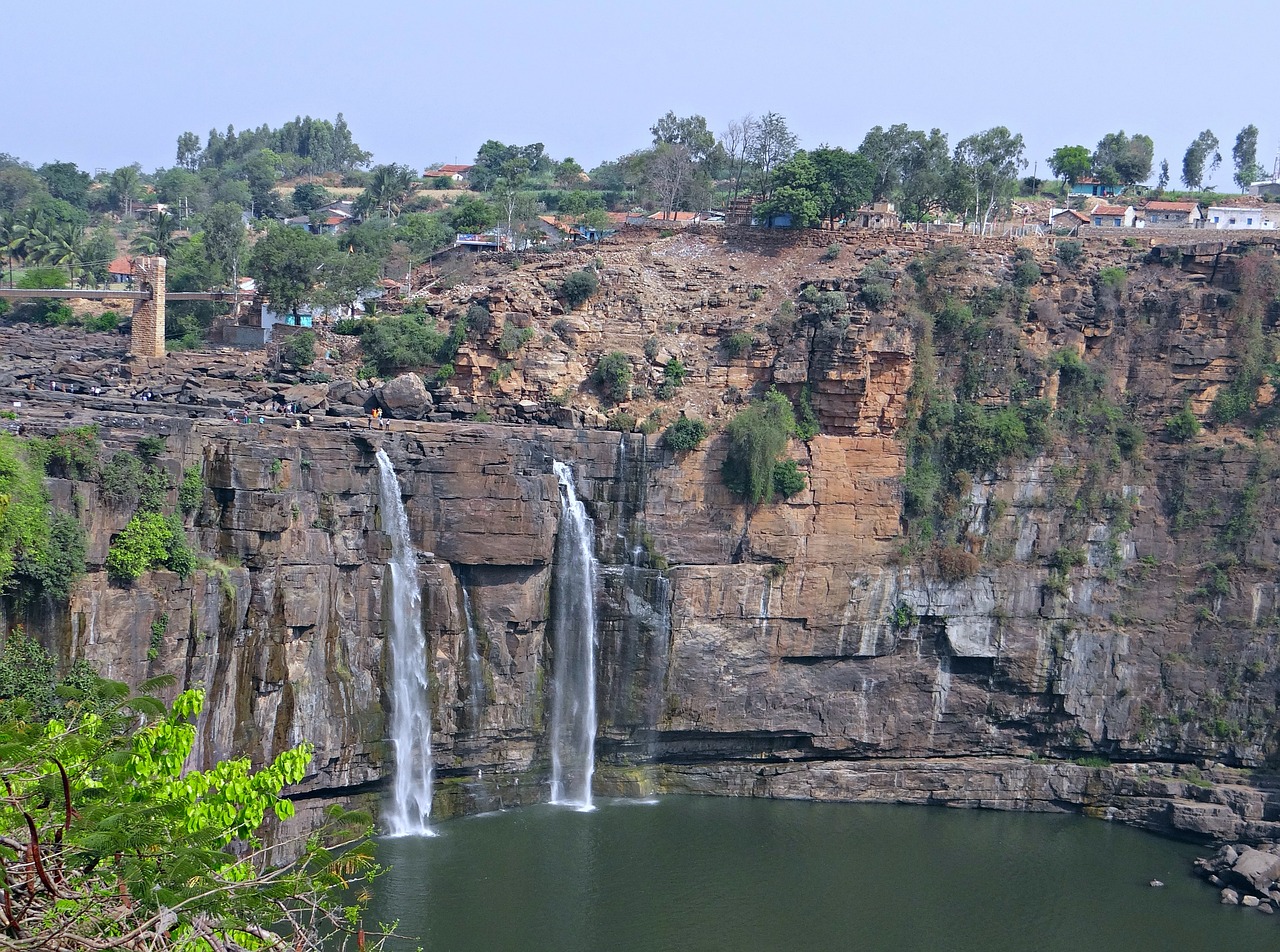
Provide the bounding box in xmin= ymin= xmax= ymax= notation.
xmin=130 ymin=212 xmax=182 ymax=258
xmin=42 ymin=223 xmax=88 ymax=286
xmin=0 ymin=212 xmax=16 ymax=285
xmin=10 ymin=207 xmax=49 ymax=266
xmin=364 ymin=163 xmax=415 ymax=219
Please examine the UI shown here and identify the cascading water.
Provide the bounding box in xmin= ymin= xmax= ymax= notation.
xmin=459 ymin=580 xmax=486 ymax=734
xmin=375 ymin=449 xmax=434 ymax=836
xmin=548 ymin=460 xmax=599 ymax=809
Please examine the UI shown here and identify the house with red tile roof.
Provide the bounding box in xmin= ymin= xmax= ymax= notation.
xmin=1090 ymin=204 xmax=1135 ymax=228
xmin=424 ymin=164 xmax=474 ymax=182
xmin=1140 ymin=200 xmax=1201 ymax=228
xmin=108 ymin=256 xmax=135 ymax=285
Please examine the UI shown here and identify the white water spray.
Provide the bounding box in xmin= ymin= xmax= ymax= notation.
xmin=376 ymin=449 xmax=435 ymax=836
xmin=548 ymin=460 xmax=598 ymax=810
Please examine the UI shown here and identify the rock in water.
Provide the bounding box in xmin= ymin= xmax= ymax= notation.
xmin=1221 ymin=888 xmax=1241 ymax=905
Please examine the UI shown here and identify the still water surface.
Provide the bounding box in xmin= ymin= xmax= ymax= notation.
xmin=367 ymin=796 xmax=1273 ymax=951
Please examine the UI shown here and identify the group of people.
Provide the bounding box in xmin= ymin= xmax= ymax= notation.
xmin=368 ymin=407 xmax=390 ymax=429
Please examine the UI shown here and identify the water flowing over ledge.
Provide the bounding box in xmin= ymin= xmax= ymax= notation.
xmin=376 ymin=449 xmax=435 ymax=836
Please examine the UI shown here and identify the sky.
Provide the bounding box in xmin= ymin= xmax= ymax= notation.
xmin=6 ymin=0 xmax=1279 ymax=187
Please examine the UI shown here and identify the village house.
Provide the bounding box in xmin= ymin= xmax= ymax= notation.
xmin=285 ymin=200 xmax=356 ymax=236
xmin=852 ymin=201 xmax=900 ymax=230
xmin=1247 ymin=179 xmax=1280 ymax=200
xmin=1140 ymin=200 xmax=1201 ymax=228
xmin=107 ymin=256 xmax=135 ymax=287
xmin=1050 ymin=209 xmax=1089 ymax=233
xmin=1091 ymin=204 xmax=1135 ymax=228
xmin=1203 ymin=205 xmax=1276 ymax=230
xmin=1070 ymin=177 xmax=1120 ymax=197
xmin=424 ymin=164 xmax=473 ymax=183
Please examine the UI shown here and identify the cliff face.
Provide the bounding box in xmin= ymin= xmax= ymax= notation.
xmin=7 ymin=230 xmax=1280 ymax=843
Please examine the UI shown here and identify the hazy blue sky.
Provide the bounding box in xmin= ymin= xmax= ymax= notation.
xmin=8 ymin=0 xmax=1278 ymax=187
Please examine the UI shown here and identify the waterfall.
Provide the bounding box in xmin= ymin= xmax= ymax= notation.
xmin=375 ymin=449 xmax=434 ymax=837
xmin=459 ymin=580 xmax=486 ymax=734
xmin=548 ymin=460 xmax=598 ymax=810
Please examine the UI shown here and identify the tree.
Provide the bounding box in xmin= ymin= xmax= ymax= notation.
xmin=248 ymin=225 xmax=329 ymax=318
xmin=42 ymin=222 xmax=89 ymax=284
xmin=108 ymin=164 xmax=141 ymax=217
xmin=0 ymin=162 xmax=45 ymax=214
xmin=470 ymin=140 xmax=548 ymax=191
xmin=1091 ymin=131 xmax=1154 ymax=188
xmin=1233 ymin=124 xmax=1261 ymax=191
xmin=1182 ymin=130 xmax=1222 ymax=191
xmin=1047 ymin=145 xmax=1092 ymax=187
xmin=1156 ymin=159 xmax=1170 ymax=194
xmin=810 ymin=147 xmax=875 ymax=227
xmin=313 ymin=249 xmax=379 ymax=316
xmin=0 ymin=682 xmax=384 ymax=951
xmin=394 ymin=212 xmax=453 ymax=256
xmin=899 ymin=129 xmax=951 ymax=223
xmin=554 ymin=157 xmax=584 ymax=188
xmin=292 ymin=181 xmax=333 ymax=213
xmin=951 ymin=127 xmax=1026 ymax=233
xmin=176 ymin=130 xmax=203 ymax=169
xmin=494 ymin=158 xmax=530 ymax=243
xmin=129 ymin=211 xmax=182 ymax=259
xmin=200 ymin=202 xmax=246 ymax=286
xmin=645 ymin=143 xmax=696 ymax=219
xmin=858 ymin=123 xmax=919 ymax=201
xmin=746 ymin=112 xmax=798 ymax=198
xmin=36 ymin=161 xmax=90 ymax=209
xmin=719 ymin=114 xmax=756 ymax=204
xmin=447 ymin=195 xmax=497 ymax=233
xmin=361 ymin=164 xmax=415 ymax=219
xmin=650 ymin=111 xmax=723 ymax=170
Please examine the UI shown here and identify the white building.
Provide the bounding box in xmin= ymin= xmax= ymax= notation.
xmin=1203 ymin=206 xmax=1275 ymax=230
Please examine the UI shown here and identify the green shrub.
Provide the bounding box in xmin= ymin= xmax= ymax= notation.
xmin=84 ymin=312 xmax=119 ymax=333
xmin=891 ymin=601 xmax=917 ymax=630
xmin=722 ymin=331 xmax=755 ymax=358
xmin=29 ymin=425 xmax=99 ymax=479
xmin=823 ymin=243 xmax=841 ymax=261
xmin=662 ymin=417 xmax=708 ymax=451
xmin=1048 ymin=546 xmax=1087 ymax=572
xmin=794 ymin=386 xmax=819 ymax=440
xmin=722 ymin=388 xmax=796 ymax=504
xmin=137 ymin=468 xmax=171 ymax=514
xmin=434 ymin=363 xmax=455 ymax=382
xmin=466 ymin=303 xmax=493 ymax=338
xmin=1115 ymin=422 xmax=1144 ymax=461
xmin=135 ymin=435 xmax=167 ymax=463
xmin=772 ymin=459 xmax=806 ymax=498
xmin=488 ymin=361 xmax=514 ymax=385
xmin=332 ymin=317 xmax=362 ymax=335
xmin=281 ymin=330 xmax=316 ymax=369
xmin=98 ymin=452 xmax=143 ymax=507
xmin=934 ymin=297 xmax=974 ymax=335
xmin=360 ymin=313 xmax=447 ymax=374
xmin=606 ymin=412 xmax=636 ymax=432
xmin=0 ymin=435 xmax=51 ymax=593
xmin=106 ymin=513 xmax=195 ymax=583
xmin=656 ymin=358 xmax=686 ymax=400
xmin=1013 ymin=257 xmax=1042 ymax=289
xmin=11 ymin=510 xmax=86 ymax=603
xmin=178 ymin=465 xmax=203 ymax=515
xmin=1056 ymin=241 xmax=1083 ymax=268
xmin=498 ymin=323 xmax=535 ymax=358
xmin=1166 ymin=406 xmax=1201 ymax=442
xmin=643 ymin=336 xmax=660 ymax=361
xmin=147 ymin=613 xmax=169 ymax=661
xmin=1098 ymin=267 xmax=1127 ymax=292
xmin=593 ymin=351 xmax=632 ymax=403
xmin=859 ymin=280 xmax=893 ymax=310
xmin=560 ymin=269 xmax=600 ymax=309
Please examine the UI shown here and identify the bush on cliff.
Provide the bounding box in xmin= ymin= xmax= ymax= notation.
xmin=662 ymin=416 xmax=708 ymax=451
xmin=592 ymin=351 xmax=632 ymax=403
xmin=360 ymin=313 xmax=447 ymax=374
xmin=560 ymin=269 xmax=600 ymax=309
xmin=106 ymin=512 xmax=195 ymax=583
xmin=722 ymin=387 xmax=797 ymax=504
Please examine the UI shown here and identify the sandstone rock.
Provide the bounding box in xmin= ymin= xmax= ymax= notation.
xmin=376 ymin=374 xmax=432 ymax=419
xmin=1221 ymin=888 xmax=1240 ymax=905
xmin=1242 ymin=894 xmax=1260 ymax=907
xmin=281 ymin=382 xmax=330 ymax=412
xmin=1227 ymin=848 xmax=1280 ymax=893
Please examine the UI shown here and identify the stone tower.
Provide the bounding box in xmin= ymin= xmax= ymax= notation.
xmin=129 ymin=256 xmax=167 ymax=358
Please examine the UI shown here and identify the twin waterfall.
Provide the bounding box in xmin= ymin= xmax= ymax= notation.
xmin=548 ymin=461 xmax=599 ymax=809
xmin=376 ymin=450 xmax=435 ymax=836
xmin=377 ymin=451 xmax=602 ymax=830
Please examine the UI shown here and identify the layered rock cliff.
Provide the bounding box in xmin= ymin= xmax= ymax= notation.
xmin=5 ymin=228 xmax=1280 ymax=843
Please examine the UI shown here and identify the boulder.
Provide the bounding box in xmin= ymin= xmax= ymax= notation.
xmin=1221 ymin=888 xmax=1240 ymax=905
xmin=1242 ymin=895 xmax=1260 ymax=908
xmin=376 ymin=374 xmax=432 ymax=419
xmin=280 ymin=382 xmax=330 ymax=412
xmin=1227 ymin=849 xmax=1280 ymax=893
